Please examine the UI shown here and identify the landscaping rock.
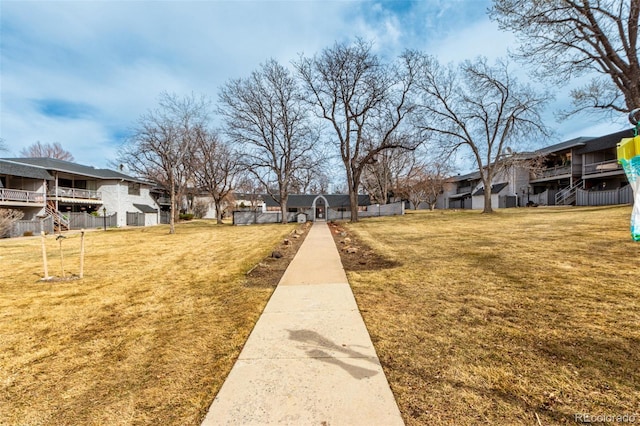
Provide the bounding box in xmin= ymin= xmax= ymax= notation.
xmin=271 ymin=251 xmax=283 ymax=259
xmin=283 ymin=239 xmax=291 ymax=245
xmin=345 ymin=247 xmax=359 ymax=254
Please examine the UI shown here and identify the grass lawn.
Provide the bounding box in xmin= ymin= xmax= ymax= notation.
xmin=0 ymin=220 xmax=295 ymax=425
xmin=340 ymin=206 xmax=640 ymax=425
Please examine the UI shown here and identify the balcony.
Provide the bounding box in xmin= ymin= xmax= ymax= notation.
xmin=49 ymin=186 xmax=102 ymax=200
xmin=533 ymin=164 xmax=572 ymax=180
xmin=456 ymin=186 xmax=472 ymax=195
xmin=583 ymin=159 xmax=623 ymax=176
xmin=0 ymin=188 xmax=46 ymax=205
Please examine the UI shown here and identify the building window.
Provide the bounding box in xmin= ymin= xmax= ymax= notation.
xmin=128 ymin=182 xmax=140 ymax=195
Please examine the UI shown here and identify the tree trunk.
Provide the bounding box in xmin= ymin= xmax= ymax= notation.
xmin=348 ymin=167 xmax=361 ymax=222
xmin=169 ymin=172 xmax=176 ymax=234
xmin=280 ymin=195 xmax=288 ymax=224
xmin=215 ymin=199 xmax=224 ymax=224
xmin=483 ymin=185 xmax=493 ymax=214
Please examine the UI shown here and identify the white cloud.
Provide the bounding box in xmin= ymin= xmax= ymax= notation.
xmin=0 ymin=0 xmax=629 ymax=171
xmin=429 ymin=18 xmax=516 ymax=64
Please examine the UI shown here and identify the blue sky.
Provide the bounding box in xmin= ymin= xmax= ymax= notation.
xmin=0 ymin=0 xmax=628 ymax=171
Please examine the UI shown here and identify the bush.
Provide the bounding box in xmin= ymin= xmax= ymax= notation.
xmin=192 ymin=200 xmax=209 ymax=219
xmin=179 ymin=213 xmax=194 ymax=221
xmin=23 ymin=231 xmax=34 ymax=237
xmin=0 ymin=209 xmax=24 ymax=238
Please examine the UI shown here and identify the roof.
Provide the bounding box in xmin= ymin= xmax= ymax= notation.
xmin=133 ymin=203 xmax=157 ymax=213
xmin=2 ymin=157 xmax=148 ymax=184
xmin=574 ymin=128 xmax=635 ymax=155
xmin=448 ymin=171 xmax=481 ymax=182
xmin=245 ymin=193 xmax=371 ymax=208
xmin=535 ymin=136 xmax=594 ymax=155
xmin=0 ymin=159 xmax=53 ymax=180
xmin=473 ymin=182 xmax=509 ymax=196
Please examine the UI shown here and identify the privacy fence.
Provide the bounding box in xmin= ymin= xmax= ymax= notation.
xmin=576 ymin=186 xmax=633 ymax=206
xmin=69 ymin=212 xmax=117 ymax=229
xmin=8 ymin=213 xmax=118 ymax=238
xmin=9 ymin=216 xmax=53 ymax=238
xmin=522 ymin=189 xmax=559 ymax=206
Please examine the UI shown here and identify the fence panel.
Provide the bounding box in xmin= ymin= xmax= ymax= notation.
xmin=126 ymin=212 xmax=145 ymax=226
xmin=357 ymin=202 xmax=404 ymax=218
xmin=9 ymin=216 xmax=54 ymax=237
xmin=68 ymin=212 xmax=117 ymax=229
xmin=620 ymin=185 xmax=633 ymax=204
xmin=576 ymin=187 xmax=634 ymax=206
xmin=159 ymin=211 xmax=171 ymax=224
xmin=233 ymin=211 xmax=297 ymax=225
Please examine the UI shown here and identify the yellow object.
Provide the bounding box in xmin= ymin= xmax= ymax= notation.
xmin=617 ymin=136 xmax=640 ymax=162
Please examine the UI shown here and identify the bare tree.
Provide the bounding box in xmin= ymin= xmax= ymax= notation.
xmin=219 ymin=59 xmax=319 ymax=223
xmin=288 ymin=163 xmax=333 ymax=194
xmin=490 ymin=0 xmax=639 ymax=117
xmin=0 ymin=209 xmax=24 ymax=238
xmin=296 ymin=39 xmax=421 ymax=221
xmin=118 ymin=92 xmax=210 ymax=234
xmin=395 ymin=161 xmax=451 ymax=210
xmin=361 ymin=148 xmax=416 ymax=204
xmin=191 ymin=130 xmax=241 ymax=224
xmin=19 ymin=142 xmax=74 ymax=161
xmin=414 ymin=56 xmax=551 ymax=213
xmin=234 ymin=173 xmax=264 ymax=210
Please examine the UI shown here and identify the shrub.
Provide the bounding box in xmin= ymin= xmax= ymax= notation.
xmin=179 ymin=213 xmax=194 ymax=221
xmin=0 ymin=209 xmax=24 ymax=238
xmin=23 ymin=231 xmax=34 ymax=237
xmin=192 ymin=200 xmax=209 ymax=219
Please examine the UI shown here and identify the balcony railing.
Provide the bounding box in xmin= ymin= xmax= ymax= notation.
xmin=583 ymin=159 xmax=622 ymax=176
xmin=456 ymin=186 xmax=472 ymax=194
xmin=0 ymin=188 xmax=45 ymax=204
xmin=49 ymin=186 xmax=101 ymax=200
xmin=534 ymin=164 xmax=572 ymax=179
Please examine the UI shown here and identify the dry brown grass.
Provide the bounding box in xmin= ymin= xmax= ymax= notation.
xmin=341 ymin=206 xmax=640 ymax=425
xmin=0 ymin=220 xmax=295 ymax=425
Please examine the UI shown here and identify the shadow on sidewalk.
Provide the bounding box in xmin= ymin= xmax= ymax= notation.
xmin=287 ymin=329 xmax=380 ymax=380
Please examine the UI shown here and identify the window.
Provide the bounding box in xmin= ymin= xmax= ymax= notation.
xmin=128 ymin=182 xmax=140 ymax=195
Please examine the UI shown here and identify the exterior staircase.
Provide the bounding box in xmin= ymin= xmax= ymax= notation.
xmin=46 ymin=201 xmax=70 ymax=231
xmin=555 ymin=179 xmax=583 ymax=206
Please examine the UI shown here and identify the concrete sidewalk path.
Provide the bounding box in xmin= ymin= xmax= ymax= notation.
xmin=202 ymin=222 xmax=404 ymax=426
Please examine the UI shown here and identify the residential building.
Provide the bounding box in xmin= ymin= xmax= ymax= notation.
xmin=439 ymin=129 xmax=635 ymax=209
xmin=1 ymin=157 xmax=160 ymax=231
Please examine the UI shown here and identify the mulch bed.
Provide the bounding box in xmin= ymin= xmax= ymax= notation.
xmin=243 ymin=222 xmax=312 ymax=288
xmin=327 ymin=221 xmax=400 ymax=271
xmin=243 ymin=220 xmax=399 ymax=289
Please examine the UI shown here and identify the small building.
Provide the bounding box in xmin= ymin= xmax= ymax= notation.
xmin=261 ymin=194 xmax=371 ymax=221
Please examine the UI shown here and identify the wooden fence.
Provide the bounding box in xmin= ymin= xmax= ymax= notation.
xmin=576 ymin=186 xmax=633 ymax=206
xmin=68 ymin=212 xmax=117 ymax=229
xmin=523 ymin=189 xmax=559 ymax=206
xmin=159 ymin=211 xmax=171 ymax=224
xmin=126 ymin=212 xmax=146 ymax=226
xmin=9 ymin=216 xmax=54 ymax=238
